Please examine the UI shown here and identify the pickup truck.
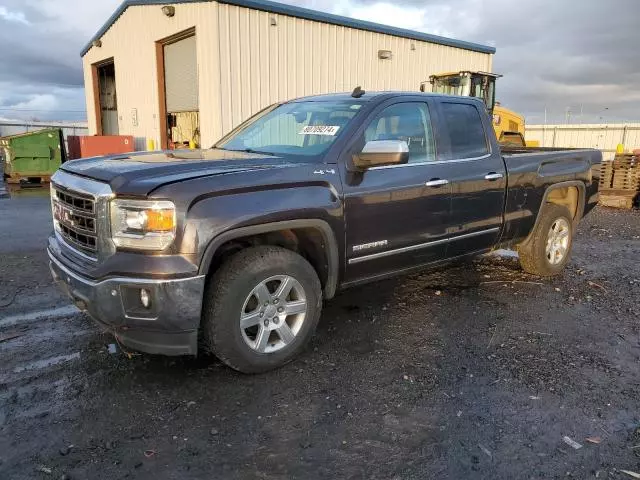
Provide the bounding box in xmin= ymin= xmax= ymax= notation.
xmin=48 ymin=91 xmax=601 ymax=373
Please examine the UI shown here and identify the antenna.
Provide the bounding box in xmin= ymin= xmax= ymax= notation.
xmin=351 ymin=86 xmax=365 ymax=98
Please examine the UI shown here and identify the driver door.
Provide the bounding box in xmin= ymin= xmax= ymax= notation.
xmin=341 ymin=99 xmax=453 ymax=284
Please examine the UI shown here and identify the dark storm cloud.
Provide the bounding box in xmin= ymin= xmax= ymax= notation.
xmin=0 ymin=3 xmax=84 ymax=89
xmin=455 ymin=0 xmax=640 ymax=122
xmin=306 ymin=0 xmax=640 ymax=123
xmin=1 ymin=0 xmax=638 ymax=123
xmin=0 ymin=0 xmax=117 ymax=120
xmin=0 ymin=37 xmax=84 ymax=87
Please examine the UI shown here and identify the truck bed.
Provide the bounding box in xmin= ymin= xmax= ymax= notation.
xmin=498 ymin=146 xmax=601 ymax=246
xmin=501 ymin=146 xmax=594 ymax=155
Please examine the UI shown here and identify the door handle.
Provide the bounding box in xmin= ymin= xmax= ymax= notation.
xmin=484 ymin=172 xmax=504 ymax=181
xmin=425 ymin=179 xmax=449 ymax=187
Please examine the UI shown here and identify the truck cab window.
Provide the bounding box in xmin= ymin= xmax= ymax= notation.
xmin=217 ymin=101 xmax=362 ymax=158
xmin=364 ymin=103 xmax=435 ymax=164
xmin=305 ymin=111 xmax=355 ymax=148
xmin=441 ymin=102 xmax=489 ymax=160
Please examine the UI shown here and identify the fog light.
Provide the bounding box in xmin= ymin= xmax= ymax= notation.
xmin=140 ymin=288 xmax=151 ymax=308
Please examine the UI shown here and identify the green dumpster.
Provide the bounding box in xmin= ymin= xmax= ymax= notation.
xmin=0 ymin=128 xmax=65 ymax=183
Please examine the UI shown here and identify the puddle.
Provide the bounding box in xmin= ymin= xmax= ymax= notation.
xmin=3 ymin=183 xmax=50 ymax=199
xmin=490 ymin=249 xmax=519 ymax=259
xmin=0 ymin=305 xmax=80 ymax=328
xmin=13 ymin=352 xmax=80 ymax=373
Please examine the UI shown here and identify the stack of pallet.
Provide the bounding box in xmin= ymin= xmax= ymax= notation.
xmin=599 ymin=153 xmax=640 ymax=208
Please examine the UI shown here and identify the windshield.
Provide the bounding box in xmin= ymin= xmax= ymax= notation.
xmin=469 ymin=75 xmax=496 ymax=112
xmin=433 ymin=74 xmax=496 ymax=112
xmin=216 ymin=101 xmax=364 ymax=158
xmin=432 ymin=75 xmax=471 ymax=97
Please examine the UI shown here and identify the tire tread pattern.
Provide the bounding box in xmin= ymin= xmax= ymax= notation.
xmin=202 ymin=246 xmax=322 ymax=374
xmin=518 ymin=203 xmax=573 ymax=277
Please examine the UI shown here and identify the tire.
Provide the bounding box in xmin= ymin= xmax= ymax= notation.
xmin=202 ymin=246 xmax=322 ymax=374
xmin=518 ymin=203 xmax=574 ymax=277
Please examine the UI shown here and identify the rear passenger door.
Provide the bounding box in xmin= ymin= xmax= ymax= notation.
xmin=341 ymin=99 xmax=453 ymax=284
xmin=436 ymin=101 xmax=507 ymax=258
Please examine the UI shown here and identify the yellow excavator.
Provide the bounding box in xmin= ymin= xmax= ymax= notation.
xmin=421 ymin=71 xmax=537 ymax=147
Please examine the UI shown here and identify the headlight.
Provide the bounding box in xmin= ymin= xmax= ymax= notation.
xmin=110 ymin=199 xmax=176 ymax=250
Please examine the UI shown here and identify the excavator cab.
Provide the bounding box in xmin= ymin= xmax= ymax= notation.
xmin=422 ymin=71 xmax=501 ymax=114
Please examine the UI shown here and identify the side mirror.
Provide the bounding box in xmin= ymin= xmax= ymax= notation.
xmin=351 ymin=140 xmax=409 ymax=170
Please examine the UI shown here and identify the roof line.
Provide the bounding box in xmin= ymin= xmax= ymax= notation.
xmin=80 ymin=0 xmax=496 ymax=56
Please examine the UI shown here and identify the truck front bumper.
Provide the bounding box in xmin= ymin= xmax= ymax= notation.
xmin=48 ymin=249 xmax=205 ymax=356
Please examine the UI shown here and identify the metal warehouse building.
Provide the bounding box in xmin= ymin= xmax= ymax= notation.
xmin=82 ymin=0 xmax=496 ymax=150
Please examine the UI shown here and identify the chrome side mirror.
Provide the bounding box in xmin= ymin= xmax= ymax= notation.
xmin=351 ymin=140 xmax=409 ymax=170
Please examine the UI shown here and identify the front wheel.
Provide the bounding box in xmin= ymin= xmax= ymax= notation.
xmin=201 ymin=246 xmax=322 ymax=374
xmin=518 ymin=203 xmax=574 ymax=277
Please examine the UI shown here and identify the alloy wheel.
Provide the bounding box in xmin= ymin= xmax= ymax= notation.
xmin=239 ymin=275 xmax=307 ymax=354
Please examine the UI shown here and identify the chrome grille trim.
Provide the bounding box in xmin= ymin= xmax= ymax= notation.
xmin=59 ymin=222 xmax=98 ymax=252
xmin=52 ymin=186 xmax=98 ymax=256
xmin=54 ymin=189 xmax=95 ymax=214
xmin=54 ymin=231 xmax=99 ymax=263
xmin=50 ymin=170 xmax=115 ymax=263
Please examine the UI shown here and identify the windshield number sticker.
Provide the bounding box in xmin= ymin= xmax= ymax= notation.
xmin=299 ymin=125 xmax=340 ymax=136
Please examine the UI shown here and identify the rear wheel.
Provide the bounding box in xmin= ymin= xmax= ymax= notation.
xmin=518 ymin=203 xmax=574 ymax=277
xmin=202 ymin=246 xmax=322 ymax=374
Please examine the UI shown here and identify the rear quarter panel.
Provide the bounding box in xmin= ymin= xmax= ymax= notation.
xmin=500 ymin=148 xmax=602 ymax=245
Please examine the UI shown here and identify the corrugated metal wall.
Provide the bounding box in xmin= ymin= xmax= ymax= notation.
xmin=83 ymin=3 xmax=219 ymax=150
xmin=526 ymin=124 xmax=640 ymax=161
xmin=83 ymin=2 xmax=493 ymax=149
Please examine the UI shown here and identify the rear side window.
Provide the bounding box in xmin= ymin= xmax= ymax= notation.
xmin=441 ymin=103 xmax=489 ymax=160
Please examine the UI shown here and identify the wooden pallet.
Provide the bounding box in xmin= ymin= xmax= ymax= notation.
xmin=600 ymin=154 xmax=640 ymax=191
xmin=599 ymin=189 xmax=637 ymax=209
xmin=4 ymin=174 xmax=52 ymax=184
xmin=600 ymin=161 xmax=614 ymax=188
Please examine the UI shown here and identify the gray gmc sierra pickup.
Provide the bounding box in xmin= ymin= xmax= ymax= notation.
xmin=48 ymin=91 xmax=601 ymax=373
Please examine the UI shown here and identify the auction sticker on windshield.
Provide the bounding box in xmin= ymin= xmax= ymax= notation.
xmin=299 ymin=126 xmax=340 ymax=135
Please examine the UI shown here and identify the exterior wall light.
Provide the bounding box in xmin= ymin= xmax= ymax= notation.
xmin=378 ymin=50 xmax=392 ymax=60
xmin=162 ymin=5 xmax=176 ymax=17
xmin=270 ymin=17 xmax=277 ymax=26
xmin=92 ymin=40 xmax=102 ymax=48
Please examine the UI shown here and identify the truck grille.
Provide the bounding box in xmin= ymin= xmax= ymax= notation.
xmin=55 ymin=190 xmax=95 ymax=214
xmin=52 ymin=186 xmax=98 ymax=257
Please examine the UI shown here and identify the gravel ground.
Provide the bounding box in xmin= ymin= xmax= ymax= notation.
xmin=0 ymin=192 xmax=639 ymax=480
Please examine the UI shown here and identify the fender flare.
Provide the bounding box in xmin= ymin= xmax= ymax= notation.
xmin=525 ymin=180 xmax=586 ymax=244
xmin=198 ymin=219 xmax=340 ymax=299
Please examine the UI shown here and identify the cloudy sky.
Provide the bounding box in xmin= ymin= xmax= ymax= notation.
xmin=0 ymin=0 xmax=638 ymax=124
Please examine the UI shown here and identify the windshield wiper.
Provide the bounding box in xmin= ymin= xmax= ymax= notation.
xmin=229 ymin=147 xmax=274 ymax=155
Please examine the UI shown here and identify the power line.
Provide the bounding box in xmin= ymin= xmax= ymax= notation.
xmin=0 ymin=80 xmax=84 ymax=88
xmin=0 ymin=108 xmax=86 ymax=113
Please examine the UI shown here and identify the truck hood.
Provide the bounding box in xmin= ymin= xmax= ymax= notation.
xmin=61 ymin=148 xmax=303 ymax=195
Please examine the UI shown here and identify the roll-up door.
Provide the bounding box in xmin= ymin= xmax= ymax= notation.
xmin=164 ymin=35 xmax=198 ymax=113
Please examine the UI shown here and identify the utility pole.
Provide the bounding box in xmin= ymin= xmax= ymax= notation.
xmin=543 ymin=107 xmax=547 ymax=146
xmin=579 ymin=104 xmax=584 ymax=124
xmin=599 ymin=107 xmax=609 ymax=123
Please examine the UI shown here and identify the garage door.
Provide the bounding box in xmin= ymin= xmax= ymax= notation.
xmin=164 ymin=35 xmax=198 ymax=113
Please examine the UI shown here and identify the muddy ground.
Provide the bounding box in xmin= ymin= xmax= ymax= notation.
xmin=0 ymin=189 xmax=639 ymax=480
